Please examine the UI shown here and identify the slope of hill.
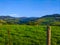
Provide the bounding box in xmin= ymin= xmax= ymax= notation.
xmin=27 ymin=14 xmax=60 ymax=25
xmin=39 ymin=14 xmax=60 ymax=25
xmin=0 ymin=14 xmax=60 ymax=25
xmin=0 ymin=16 xmax=39 ymax=24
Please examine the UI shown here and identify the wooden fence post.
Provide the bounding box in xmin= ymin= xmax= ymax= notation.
xmin=47 ymin=25 xmax=51 ymax=45
xmin=7 ymin=30 xmax=10 ymax=45
xmin=7 ymin=25 xmax=12 ymax=45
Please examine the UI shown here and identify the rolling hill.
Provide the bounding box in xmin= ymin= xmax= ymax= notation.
xmin=0 ymin=14 xmax=60 ymax=25
xmin=30 ymin=14 xmax=60 ymax=25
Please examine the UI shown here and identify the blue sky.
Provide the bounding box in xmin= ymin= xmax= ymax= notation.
xmin=0 ymin=0 xmax=60 ymax=17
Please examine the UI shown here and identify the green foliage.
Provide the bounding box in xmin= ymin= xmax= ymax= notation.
xmin=0 ymin=25 xmax=60 ymax=45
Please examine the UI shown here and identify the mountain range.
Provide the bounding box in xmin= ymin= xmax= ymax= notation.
xmin=0 ymin=14 xmax=60 ymax=25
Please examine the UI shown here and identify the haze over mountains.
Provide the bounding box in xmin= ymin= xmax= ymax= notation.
xmin=0 ymin=14 xmax=60 ymax=25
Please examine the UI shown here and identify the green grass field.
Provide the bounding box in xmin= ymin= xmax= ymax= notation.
xmin=0 ymin=25 xmax=60 ymax=45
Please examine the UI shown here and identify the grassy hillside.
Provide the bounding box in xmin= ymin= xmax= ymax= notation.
xmin=0 ymin=25 xmax=60 ymax=45
xmin=28 ymin=14 xmax=60 ymax=25
xmin=0 ymin=14 xmax=60 ymax=25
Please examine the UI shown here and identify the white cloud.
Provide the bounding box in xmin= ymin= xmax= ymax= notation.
xmin=9 ymin=14 xmax=19 ymax=17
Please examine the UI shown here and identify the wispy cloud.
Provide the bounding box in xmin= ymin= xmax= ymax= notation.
xmin=0 ymin=14 xmax=19 ymax=17
xmin=9 ymin=14 xmax=18 ymax=17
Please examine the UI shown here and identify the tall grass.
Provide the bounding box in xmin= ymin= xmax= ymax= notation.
xmin=0 ymin=25 xmax=60 ymax=45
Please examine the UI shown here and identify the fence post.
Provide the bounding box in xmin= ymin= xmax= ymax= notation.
xmin=7 ymin=25 xmax=12 ymax=45
xmin=47 ymin=25 xmax=51 ymax=45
